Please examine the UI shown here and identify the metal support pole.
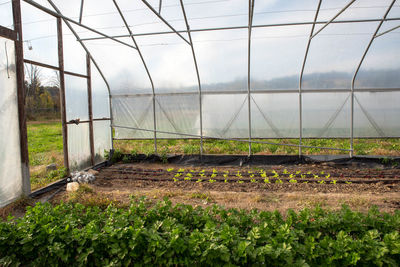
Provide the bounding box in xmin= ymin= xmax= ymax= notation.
xmin=158 ymin=0 xmax=162 ymax=14
xmin=375 ymin=23 xmax=400 ymax=38
xmin=57 ymin=17 xmax=70 ymax=172
xmin=79 ymin=18 xmax=400 ymax=42
xmin=112 ymin=0 xmax=157 ymax=153
xmin=12 ymin=0 xmax=31 ymax=195
xmin=179 ymin=0 xmax=203 ymax=156
xmin=87 ymin=53 xmax=95 ymax=166
xmin=23 ymin=0 xmax=138 ymax=50
xmin=141 ymin=0 xmax=191 ymax=45
xmin=350 ymin=0 xmax=396 ymax=157
xmin=247 ymin=0 xmax=255 ymax=157
xmin=44 ymin=0 xmax=114 ymax=153
xmin=299 ymin=0 xmax=322 ymax=157
xmin=311 ymin=0 xmax=356 ymax=39
xmin=79 ymin=0 xmax=84 ymax=23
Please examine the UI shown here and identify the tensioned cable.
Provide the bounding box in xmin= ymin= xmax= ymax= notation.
xmin=25 ymin=31 xmax=400 ymax=44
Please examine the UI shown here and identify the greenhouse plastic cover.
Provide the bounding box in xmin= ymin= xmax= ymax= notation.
xmin=16 ymin=0 xmax=400 ymax=141
xmin=0 ymin=37 xmax=24 ymax=207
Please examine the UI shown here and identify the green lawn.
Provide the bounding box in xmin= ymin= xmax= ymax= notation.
xmin=114 ymin=138 xmax=400 ymax=156
xmin=27 ymin=122 xmax=65 ymax=190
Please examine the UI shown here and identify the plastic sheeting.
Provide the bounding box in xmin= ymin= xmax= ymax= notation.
xmin=93 ymin=121 xmax=112 ymax=164
xmin=0 ymin=37 xmax=23 ymax=207
xmin=15 ymin=0 xmax=400 ymax=149
xmin=67 ymin=123 xmax=91 ymax=170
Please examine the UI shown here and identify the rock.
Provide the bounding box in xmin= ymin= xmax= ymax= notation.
xmin=87 ymin=169 xmax=99 ymax=176
xmin=66 ymin=182 xmax=79 ymax=192
xmin=46 ymin=163 xmax=57 ymax=171
xmin=71 ymin=171 xmax=96 ymax=184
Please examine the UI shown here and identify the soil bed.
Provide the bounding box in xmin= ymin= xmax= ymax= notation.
xmin=54 ymin=162 xmax=400 ymax=214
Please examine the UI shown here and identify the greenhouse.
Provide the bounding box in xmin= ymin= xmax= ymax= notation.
xmin=1 ymin=0 xmax=400 ymax=207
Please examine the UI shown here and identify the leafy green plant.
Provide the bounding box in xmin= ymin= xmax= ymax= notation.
xmin=1 ymin=200 xmax=400 ymax=266
xmin=289 ymin=179 xmax=297 ymax=183
xmin=263 ymin=178 xmax=270 ymax=184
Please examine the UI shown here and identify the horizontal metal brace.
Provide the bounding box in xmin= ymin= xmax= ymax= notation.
xmin=79 ymin=17 xmax=400 ymax=41
xmin=110 ymin=87 xmax=400 ymax=98
xmin=112 ymin=124 xmax=352 ymax=152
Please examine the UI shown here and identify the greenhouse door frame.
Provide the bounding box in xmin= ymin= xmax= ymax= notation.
xmin=0 ymin=0 xmax=31 ymax=196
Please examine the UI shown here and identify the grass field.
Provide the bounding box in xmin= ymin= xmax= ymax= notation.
xmin=27 ymin=122 xmax=65 ymax=190
xmin=27 ymin=121 xmax=400 ymax=190
xmin=114 ymin=138 xmax=400 ymax=156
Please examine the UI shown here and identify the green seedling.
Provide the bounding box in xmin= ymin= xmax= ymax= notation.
xmin=283 ymin=169 xmax=289 ymax=174
xmin=301 ymin=174 xmax=306 ymax=179
xmin=289 ymin=174 xmax=295 ymax=179
xmin=236 ymin=171 xmax=242 ymax=178
xmin=167 ymin=168 xmax=174 ymax=172
xmin=211 ymin=173 xmax=217 ymax=178
xmin=196 ymin=178 xmax=202 ymax=183
xmin=275 ymin=179 xmax=283 ymax=184
xmin=250 ymin=179 xmax=257 ymax=183
xmin=209 ymin=179 xmax=216 ymax=183
xmin=330 ymin=180 xmax=337 ymax=184
xmin=325 ymin=174 xmax=331 ymax=179
xmin=224 ymin=179 xmax=228 ymax=183
xmin=237 ymin=180 xmax=244 ymax=184
xmin=263 ymin=178 xmax=270 ymax=184
xmin=289 ymin=179 xmax=297 ymax=183
xmin=318 ymin=180 xmax=325 ymax=184
xmin=296 ymin=170 xmax=301 ymax=175
xmin=260 ymin=171 xmax=267 ymax=178
xmin=345 ymin=181 xmax=352 ymax=184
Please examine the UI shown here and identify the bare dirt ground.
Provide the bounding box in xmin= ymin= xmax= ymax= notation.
xmin=54 ymin=162 xmax=400 ymax=214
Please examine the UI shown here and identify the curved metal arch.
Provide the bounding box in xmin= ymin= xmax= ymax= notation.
xmin=46 ymin=0 xmax=115 ymax=152
xmin=350 ymin=0 xmax=397 ymax=156
xmin=23 ymin=0 xmax=137 ymax=50
xmin=178 ymin=0 xmax=204 ymax=155
xmin=247 ymin=0 xmax=255 ymax=156
xmin=112 ymin=0 xmax=158 ymax=153
xmin=298 ymin=0 xmax=322 ymax=157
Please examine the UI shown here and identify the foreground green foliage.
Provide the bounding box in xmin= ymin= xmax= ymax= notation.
xmin=1 ymin=199 xmax=399 ymax=266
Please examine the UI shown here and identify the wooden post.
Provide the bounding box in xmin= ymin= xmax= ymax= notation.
xmin=12 ymin=0 xmax=31 ymax=195
xmin=87 ymin=54 xmax=95 ymax=166
xmin=57 ymin=17 xmax=70 ymax=173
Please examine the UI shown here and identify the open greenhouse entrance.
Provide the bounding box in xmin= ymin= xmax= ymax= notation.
xmin=24 ymin=63 xmax=66 ymax=190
